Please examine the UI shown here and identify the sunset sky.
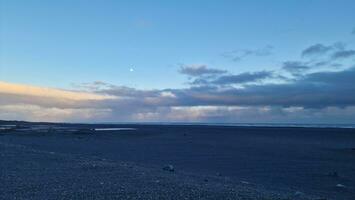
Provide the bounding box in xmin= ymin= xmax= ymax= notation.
xmin=1 ymin=0 xmax=355 ymax=123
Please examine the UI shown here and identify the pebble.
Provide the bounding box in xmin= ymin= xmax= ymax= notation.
xmin=241 ymin=181 xmax=250 ymax=185
xmin=294 ymin=191 xmax=304 ymax=197
xmin=163 ymin=165 xmax=175 ymax=172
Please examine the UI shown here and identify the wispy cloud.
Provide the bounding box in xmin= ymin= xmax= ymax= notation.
xmin=301 ymin=43 xmax=345 ymax=57
xmin=211 ymin=71 xmax=274 ymax=85
xmin=179 ymin=64 xmax=226 ymax=77
xmin=284 ymin=42 xmax=355 ymax=76
xmin=222 ymin=45 xmax=273 ymax=62
xmin=301 ymin=44 xmax=334 ymax=57
xmin=331 ymin=50 xmax=355 ymax=59
xmin=282 ymin=61 xmax=310 ymax=75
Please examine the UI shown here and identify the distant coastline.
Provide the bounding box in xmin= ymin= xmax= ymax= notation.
xmin=1 ymin=119 xmax=355 ymax=129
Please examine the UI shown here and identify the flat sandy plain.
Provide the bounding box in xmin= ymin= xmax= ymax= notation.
xmin=1 ymin=121 xmax=355 ymax=200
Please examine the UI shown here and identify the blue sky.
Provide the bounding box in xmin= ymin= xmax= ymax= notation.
xmin=2 ymin=0 xmax=354 ymax=89
xmin=1 ymin=0 xmax=355 ymax=123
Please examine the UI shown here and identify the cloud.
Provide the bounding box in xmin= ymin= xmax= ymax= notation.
xmin=301 ymin=44 xmax=333 ymax=57
xmin=174 ymin=67 xmax=355 ymax=108
xmin=301 ymin=42 xmax=348 ymax=57
xmin=212 ymin=71 xmax=274 ymax=85
xmin=179 ymin=64 xmax=226 ymax=77
xmin=99 ymin=67 xmax=355 ymax=110
xmin=0 ymin=104 xmax=111 ymax=123
xmin=1 ymin=37 xmax=355 ymax=123
xmin=293 ymin=42 xmax=354 ymax=76
xmin=1 ymin=66 xmax=355 ymax=123
xmin=331 ymin=50 xmax=355 ymax=59
xmin=282 ymin=61 xmax=310 ymax=75
xmin=0 ymin=81 xmax=120 ymax=117
xmin=150 ymin=106 xmax=355 ymax=124
xmin=187 ymin=69 xmax=275 ymax=87
xmin=222 ymin=45 xmax=273 ymax=61
xmin=0 ymin=81 xmax=112 ymax=101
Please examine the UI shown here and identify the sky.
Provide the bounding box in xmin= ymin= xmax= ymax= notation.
xmin=1 ymin=0 xmax=355 ymax=123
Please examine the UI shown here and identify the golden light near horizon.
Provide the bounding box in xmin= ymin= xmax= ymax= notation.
xmin=0 ymin=81 xmax=115 ymax=101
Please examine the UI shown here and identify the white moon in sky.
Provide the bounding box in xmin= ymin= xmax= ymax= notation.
xmin=129 ymin=68 xmax=134 ymax=72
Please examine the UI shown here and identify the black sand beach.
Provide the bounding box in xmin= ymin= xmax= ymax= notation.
xmin=1 ymin=122 xmax=355 ymax=199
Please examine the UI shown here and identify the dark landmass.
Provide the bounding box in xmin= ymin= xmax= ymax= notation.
xmin=1 ymin=120 xmax=355 ymax=199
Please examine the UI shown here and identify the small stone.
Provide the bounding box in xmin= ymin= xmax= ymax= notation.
xmin=241 ymin=181 xmax=250 ymax=185
xmin=163 ymin=164 xmax=175 ymax=172
xmin=294 ymin=191 xmax=304 ymax=197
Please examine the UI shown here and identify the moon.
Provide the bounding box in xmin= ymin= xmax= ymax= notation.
xmin=129 ymin=68 xmax=134 ymax=72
